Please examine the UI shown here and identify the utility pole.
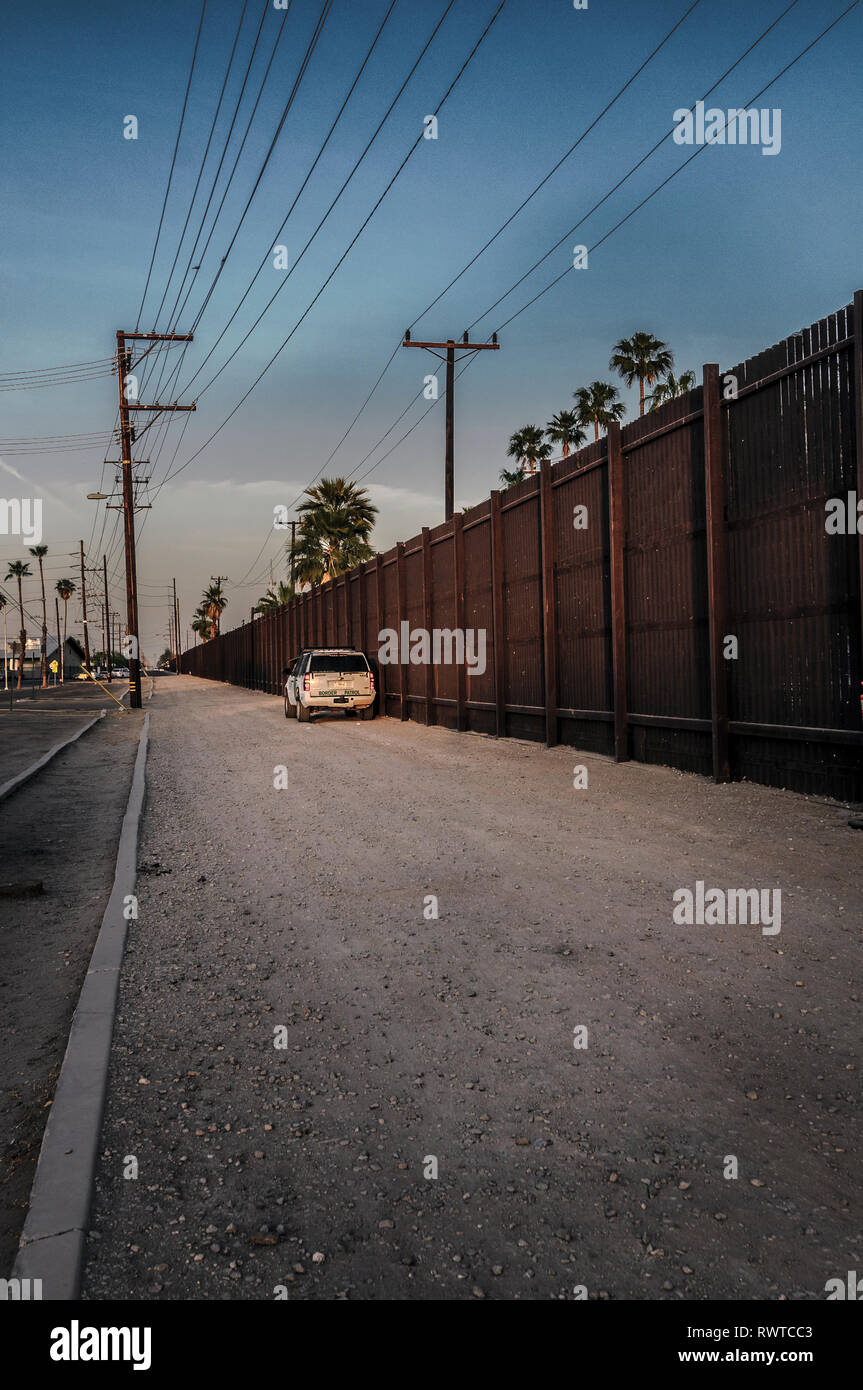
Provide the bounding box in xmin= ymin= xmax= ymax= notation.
xmin=116 ymin=329 xmax=195 ymax=707
xmin=402 ymin=330 xmax=500 ymax=521
xmin=173 ymin=577 xmax=181 ymax=674
xmin=78 ymin=540 xmax=92 ymax=674
xmin=54 ymin=595 xmax=61 ymax=685
xmin=290 ymin=521 xmax=296 ymax=587
xmin=210 ymin=576 xmax=228 ymax=637
xmin=102 ymin=555 xmax=111 ymax=683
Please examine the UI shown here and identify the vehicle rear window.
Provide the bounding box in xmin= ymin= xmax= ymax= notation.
xmin=309 ymin=654 xmax=369 ymax=674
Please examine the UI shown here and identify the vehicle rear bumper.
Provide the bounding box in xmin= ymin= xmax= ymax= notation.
xmin=301 ymin=695 xmax=374 ymax=710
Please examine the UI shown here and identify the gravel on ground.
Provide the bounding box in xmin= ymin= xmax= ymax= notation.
xmin=82 ymin=676 xmax=861 ymax=1301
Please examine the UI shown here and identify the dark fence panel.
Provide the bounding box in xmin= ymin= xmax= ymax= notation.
xmin=554 ymin=449 xmax=613 ymax=754
xmin=181 ymin=295 xmax=863 ymax=801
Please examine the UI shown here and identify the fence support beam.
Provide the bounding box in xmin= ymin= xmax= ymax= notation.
xmin=703 ymin=362 xmax=731 ymax=782
xmin=422 ymin=527 xmax=435 ymax=726
xmin=375 ymin=556 xmax=386 ymax=713
xmin=397 ymin=542 xmax=408 ymax=720
xmin=540 ymin=460 xmax=558 ymax=748
xmin=490 ymin=490 xmax=506 ymax=737
xmin=854 ymin=290 xmax=863 ymax=679
xmin=453 ymin=514 xmax=467 ymax=732
xmin=359 ymin=563 xmax=368 ymax=654
xmin=607 ymin=422 xmax=629 ymax=762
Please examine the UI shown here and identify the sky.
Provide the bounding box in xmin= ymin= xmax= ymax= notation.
xmin=1 ymin=0 xmax=862 ymax=659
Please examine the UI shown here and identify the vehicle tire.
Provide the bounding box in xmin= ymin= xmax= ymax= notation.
xmin=284 ymin=694 xmax=295 ymax=719
xmin=298 ymin=699 xmax=312 ymax=723
xmin=361 ymin=702 xmax=376 ymax=720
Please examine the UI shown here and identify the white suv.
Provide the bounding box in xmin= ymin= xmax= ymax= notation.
xmin=284 ymin=648 xmax=376 ymax=722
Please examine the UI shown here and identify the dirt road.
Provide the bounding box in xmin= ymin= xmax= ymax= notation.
xmin=82 ymin=676 xmax=861 ymax=1301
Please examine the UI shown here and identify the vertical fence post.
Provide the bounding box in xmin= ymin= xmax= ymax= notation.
xmin=359 ymin=563 xmax=368 ymax=655
xmin=396 ymin=541 xmax=408 ymax=720
xmin=375 ymin=555 xmax=387 ymax=713
xmin=854 ymin=290 xmax=863 ymax=677
xmin=422 ymin=527 xmax=435 ymax=727
xmin=703 ymin=362 xmax=731 ymax=783
xmin=607 ymin=422 xmax=629 ymax=762
xmin=490 ymin=490 xmax=506 ymax=738
xmin=540 ymin=459 xmax=558 ymax=748
xmin=344 ymin=577 xmax=353 ymax=649
xmin=453 ymin=513 xmax=466 ymax=732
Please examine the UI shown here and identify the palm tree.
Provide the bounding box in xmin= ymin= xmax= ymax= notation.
xmin=573 ymin=381 xmax=626 ymax=442
xmin=55 ymin=578 xmax=76 ymax=683
xmin=191 ymin=604 xmax=215 ymax=642
xmin=648 ymin=369 xmax=696 ymax=410
xmin=29 ymin=543 xmax=48 ymax=687
xmin=5 ymin=560 xmax=31 ymax=689
xmin=254 ymin=580 xmax=296 ymax=614
xmin=290 ymin=478 xmax=377 ymax=585
xmin=545 ymin=410 xmax=586 ymax=459
xmin=499 ymin=466 xmax=526 ymax=489
xmin=506 ymin=425 xmax=552 ymax=478
xmin=202 ymin=581 xmax=228 ymax=636
xmin=609 ymin=332 xmax=674 ymax=417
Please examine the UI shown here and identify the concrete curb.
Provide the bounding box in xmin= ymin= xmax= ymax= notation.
xmin=0 ymin=710 xmax=106 ymax=805
xmin=11 ymin=712 xmax=150 ymax=1299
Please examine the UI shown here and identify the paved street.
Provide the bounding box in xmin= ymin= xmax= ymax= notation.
xmin=81 ymin=676 xmax=862 ymax=1301
xmin=0 ymin=697 xmax=144 ymax=1270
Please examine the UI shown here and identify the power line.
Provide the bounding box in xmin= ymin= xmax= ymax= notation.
xmin=158 ymin=0 xmax=506 ymax=501
xmin=306 ymin=0 xmax=853 ymax=518
xmin=135 ymin=0 xmax=209 ymax=332
xmin=176 ymin=0 xmax=403 ymax=397
xmin=253 ymin=0 xmax=709 ymax=500
xmin=179 ymin=0 xmax=335 ymax=340
xmin=485 ymin=0 xmax=857 ymax=338
xmin=409 ymin=0 xmax=704 ymax=332
xmin=160 ymin=0 xmax=277 ymax=336
xmin=287 ymin=0 xmax=809 ymax=506
xmin=149 ymin=0 xmax=254 ymax=333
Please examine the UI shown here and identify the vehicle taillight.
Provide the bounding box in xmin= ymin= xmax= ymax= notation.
xmin=369 ymin=671 xmax=375 ymax=691
xmin=304 ymin=673 xmax=311 ymax=691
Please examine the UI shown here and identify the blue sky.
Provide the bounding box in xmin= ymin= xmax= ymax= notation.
xmin=1 ymin=0 xmax=861 ymax=655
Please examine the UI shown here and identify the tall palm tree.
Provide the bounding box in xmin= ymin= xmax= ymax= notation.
xmin=609 ymin=332 xmax=674 ymax=416
xmin=29 ymin=543 xmax=48 ymax=687
xmin=254 ymin=580 xmax=296 ymax=614
xmin=573 ymin=381 xmax=626 ymax=442
xmin=5 ymin=560 xmax=31 ymax=689
xmin=202 ymin=581 xmax=228 ymax=636
xmin=55 ymin=578 xmax=76 ymax=682
xmin=545 ymin=410 xmax=586 ymax=459
xmin=506 ymin=425 xmax=552 ymax=478
xmin=290 ymin=478 xmax=377 ymax=585
xmin=648 ymin=369 xmax=696 ymax=410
